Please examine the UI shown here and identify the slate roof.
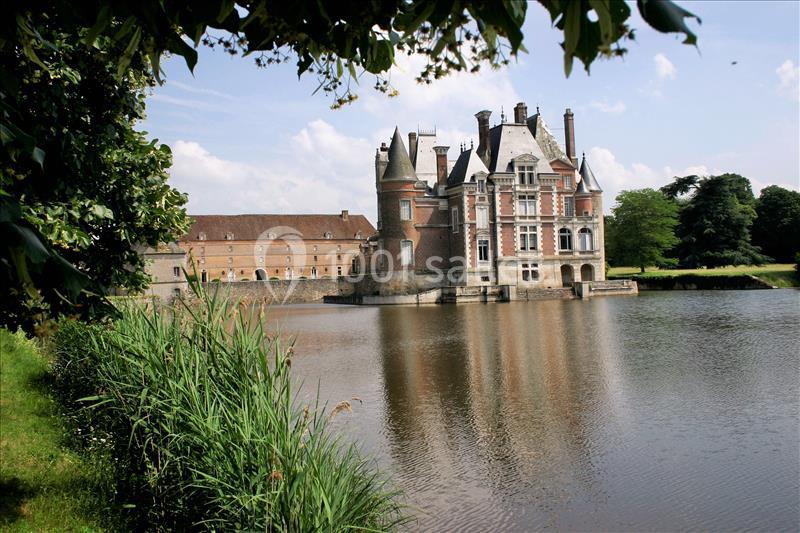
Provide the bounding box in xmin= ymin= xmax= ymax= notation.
xmin=383 ymin=127 xmax=418 ymax=181
xmin=526 ymin=113 xmax=572 ymax=166
xmin=183 ymin=214 xmax=376 ymax=241
xmin=447 ymin=148 xmax=489 ymax=186
xmin=575 ymin=174 xmax=592 ymax=194
xmin=487 ymin=123 xmax=555 ymax=174
xmin=579 ymin=155 xmax=603 ymax=192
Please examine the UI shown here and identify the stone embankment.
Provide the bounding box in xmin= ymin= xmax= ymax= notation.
xmin=202 ymin=279 xmax=353 ymax=304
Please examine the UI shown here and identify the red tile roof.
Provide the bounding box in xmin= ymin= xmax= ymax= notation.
xmin=182 ymin=213 xmax=376 ymax=242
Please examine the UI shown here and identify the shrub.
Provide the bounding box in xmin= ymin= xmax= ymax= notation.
xmin=270 ymin=276 xmax=280 ymax=280
xmin=52 ymin=281 xmax=406 ymax=530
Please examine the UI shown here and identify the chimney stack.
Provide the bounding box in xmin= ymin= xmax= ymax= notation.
xmin=341 ymin=209 xmax=349 ymax=221
xmin=408 ymin=132 xmax=418 ymax=165
xmin=514 ymin=102 xmax=528 ymax=124
xmin=564 ymin=108 xmax=577 ymax=166
xmin=433 ymin=146 xmax=450 ymax=188
xmin=475 ymin=110 xmax=492 ymax=166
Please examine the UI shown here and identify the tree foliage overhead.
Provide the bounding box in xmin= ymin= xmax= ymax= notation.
xmin=672 ymin=174 xmax=766 ymax=268
xmin=1 ymin=19 xmax=189 ymax=332
xmin=606 ymin=189 xmax=679 ymax=272
xmin=752 ymin=185 xmax=800 ymax=263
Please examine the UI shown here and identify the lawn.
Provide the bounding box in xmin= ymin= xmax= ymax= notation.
xmin=0 ymin=329 xmax=118 ymax=532
xmin=608 ymin=264 xmax=799 ymax=288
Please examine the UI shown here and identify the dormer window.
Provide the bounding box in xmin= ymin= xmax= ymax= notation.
xmin=324 ymin=232 xmax=332 ymax=239
xmin=477 ymin=179 xmax=486 ymax=193
xmin=516 ymin=164 xmax=536 ymax=185
xmin=225 ymin=232 xmax=234 ymax=240
xmin=355 ymin=231 xmax=363 ymax=239
xmin=198 ymin=232 xmax=207 ymax=241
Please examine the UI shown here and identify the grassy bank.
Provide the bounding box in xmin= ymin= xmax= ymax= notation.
xmin=0 ymin=330 xmax=118 ymax=531
xmin=50 ymin=283 xmax=406 ymax=530
xmin=608 ymin=264 xmax=799 ymax=288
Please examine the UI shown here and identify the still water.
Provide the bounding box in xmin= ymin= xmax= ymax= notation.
xmin=270 ymin=291 xmax=800 ymax=531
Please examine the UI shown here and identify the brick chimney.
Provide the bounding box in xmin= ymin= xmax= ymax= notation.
xmin=341 ymin=209 xmax=349 ymax=221
xmin=433 ymin=146 xmax=449 ymax=187
xmin=564 ymin=108 xmax=577 ymax=166
xmin=475 ymin=110 xmax=492 ymax=166
xmin=407 ymin=132 xmax=418 ymax=165
xmin=514 ymin=102 xmax=528 ymax=124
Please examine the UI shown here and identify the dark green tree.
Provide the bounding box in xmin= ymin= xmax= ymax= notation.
xmin=752 ymin=185 xmax=800 ymax=263
xmin=1 ymin=24 xmax=189 ymax=332
xmin=675 ymin=174 xmax=766 ymax=268
xmin=606 ymin=189 xmax=679 ymax=272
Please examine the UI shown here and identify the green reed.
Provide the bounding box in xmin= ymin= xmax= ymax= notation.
xmin=52 ymin=277 xmax=407 ymax=531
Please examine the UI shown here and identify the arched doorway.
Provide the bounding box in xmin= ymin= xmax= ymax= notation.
xmin=580 ymin=264 xmax=594 ymax=282
xmin=561 ymin=264 xmax=574 ymax=286
xmin=255 ymin=268 xmax=267 ymax=281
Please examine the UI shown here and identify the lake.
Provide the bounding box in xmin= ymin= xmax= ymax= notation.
xmin=269 ymin=290 xmax=800 ymax=531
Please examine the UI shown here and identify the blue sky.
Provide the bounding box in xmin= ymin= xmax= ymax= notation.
xmin=143 ymin=1 xmax=799 ymax=223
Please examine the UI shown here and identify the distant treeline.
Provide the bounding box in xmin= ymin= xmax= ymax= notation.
xmin=605 ymin=174 xmax=800 ymax=272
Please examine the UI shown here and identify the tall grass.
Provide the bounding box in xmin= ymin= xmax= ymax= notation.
xmin=52 ymin=279 xmax=406 ymax=530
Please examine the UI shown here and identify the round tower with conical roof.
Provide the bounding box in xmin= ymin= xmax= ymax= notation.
xmin=376 ymin=127 xmax=421 ymax=274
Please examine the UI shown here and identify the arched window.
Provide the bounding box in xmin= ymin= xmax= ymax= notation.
xmin=579 ymin=228 xmax=593 ymax=251
xmin=559 ymin=228 xmax=572 ymax=251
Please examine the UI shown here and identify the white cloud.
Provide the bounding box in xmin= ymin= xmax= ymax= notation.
xmin=588 ymin=100 xmax=626 ymax=114
xmin=361 ymin=54 xmax=520 ymax=136
xmin=169 ymin=120 xmax=378 ymax=222
xmin=654 ymin=53 xmax=677 ymax=80
xmin=586 ymin=147 xmax=723 ymax=212
xmin=776 ymin=60 xmax=799 ymax=101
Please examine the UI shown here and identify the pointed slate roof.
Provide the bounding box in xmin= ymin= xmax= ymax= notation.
xmin=526 ymin=113 xmax=571 ymax=166
xmin=575 ymin=174 xmax=592 ymax=194
xmin=487 ymin=123 xmax=555 ymax=174
xmin=579 ymin=155 xmax=603 ymax=192
xmin=383 ymin=127 xmax=417 ymax=181
xmin=447 ymin=148 xmax=489 ymax=186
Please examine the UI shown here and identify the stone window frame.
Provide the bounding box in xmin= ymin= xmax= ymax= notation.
xmin=477 ymin=238 xmax=490 ymax=263
xmin=563 ymin=174 xmax=573 ymax=189
xmin=400 ymin=239 xmax=414 ymax=267
xmin=399 ymin=199 xmax=412 ymax=221
xmin=451 ymin=207 xmax=459 ymax=233
xmin=578 ymin=227 xmax=593 ymax=251
xmin=224 ymin=232 xmax=234 ymax=240
xmin=518 ymin=225 xmax=538 ymax=251
xmin=476 ymin=206 xmax=489 ymax=229
xmin=521 ymin=262 xmax=539 ymax=281
xmin=477 ymin=179 xmax=486 ymax=193
xmin=563 ymin=197 xmax=575 ymax=217
xmin=559 ymin=227 xmax=573 ymax=251
xmin=517 ymin=194 xmax=537 ymax=216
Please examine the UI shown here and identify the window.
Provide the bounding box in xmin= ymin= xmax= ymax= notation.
xmin=400 ymin=240 xmax=413 ymax=267
xmin=228 ymin=245 xmax=233 ymax=252
xmin=400 ymin=199 xmax=412 ymax=220
xmin=285 ymin=267 xmax=292 ymax=279
xmin=477 ymin=179 xmax=486 ymax=193
xmin=258 ymin=256 xmax=264 ymax=264
xmin=324 ymin=232 xmax=332 ymax=239
xmin=559 ymin=228 xmax=573 ymax=251
xmin=286 ymin=256 xmax=291 ymax=263
xmin=476 ymin=206 xmax=489 ymax=229
xmin=311 ymin=266 xmax=317 ymax=278
xmin=225 ymin=232 xmax=234 ymax=240
xmin=521 ymin=263 xmax=539 ymax=281
xmin=564 ymin=197 xmax=575 ymax=217
xmin=519 ymin=225 xmax=537 ymax=251
xmin=517 ymin=195 xmax=536 ymax=216
xmin=478 ymin=239 xmax=490 ymax=262
xmin=356 ymin=231 xmax=362 ymax=239
xmin=451 ymin=207 xmax=459 ymax=232
xmin=173 ymin=288 xmax=182 ymax=297
xmin=563 ymin=175 xmax=573 ymax=189
xmin=337 ymin=266 xmax=343 ymax=277
xmin=313 ymin=255 xmax=318 ymax=262
xmin=198 ymin=232 xmax=207 ymax=241
xmin=173 ymin=266 xmax=181 ymax=278
xmin=227 ymin=257 xmax=233 ymax=265
xmin=579 ymin=228 xmax=593 ymax=251
xmin=517 ymin=164 xmax=535 ymax=185
xmin=200 ymin=246 xmax=205 ymax=254
xmin=313 ymin=245 xmax=318 ymax=251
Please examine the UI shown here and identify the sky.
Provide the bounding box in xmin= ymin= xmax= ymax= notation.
xmin=142 ymin=1 xmax=800 ymax=224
